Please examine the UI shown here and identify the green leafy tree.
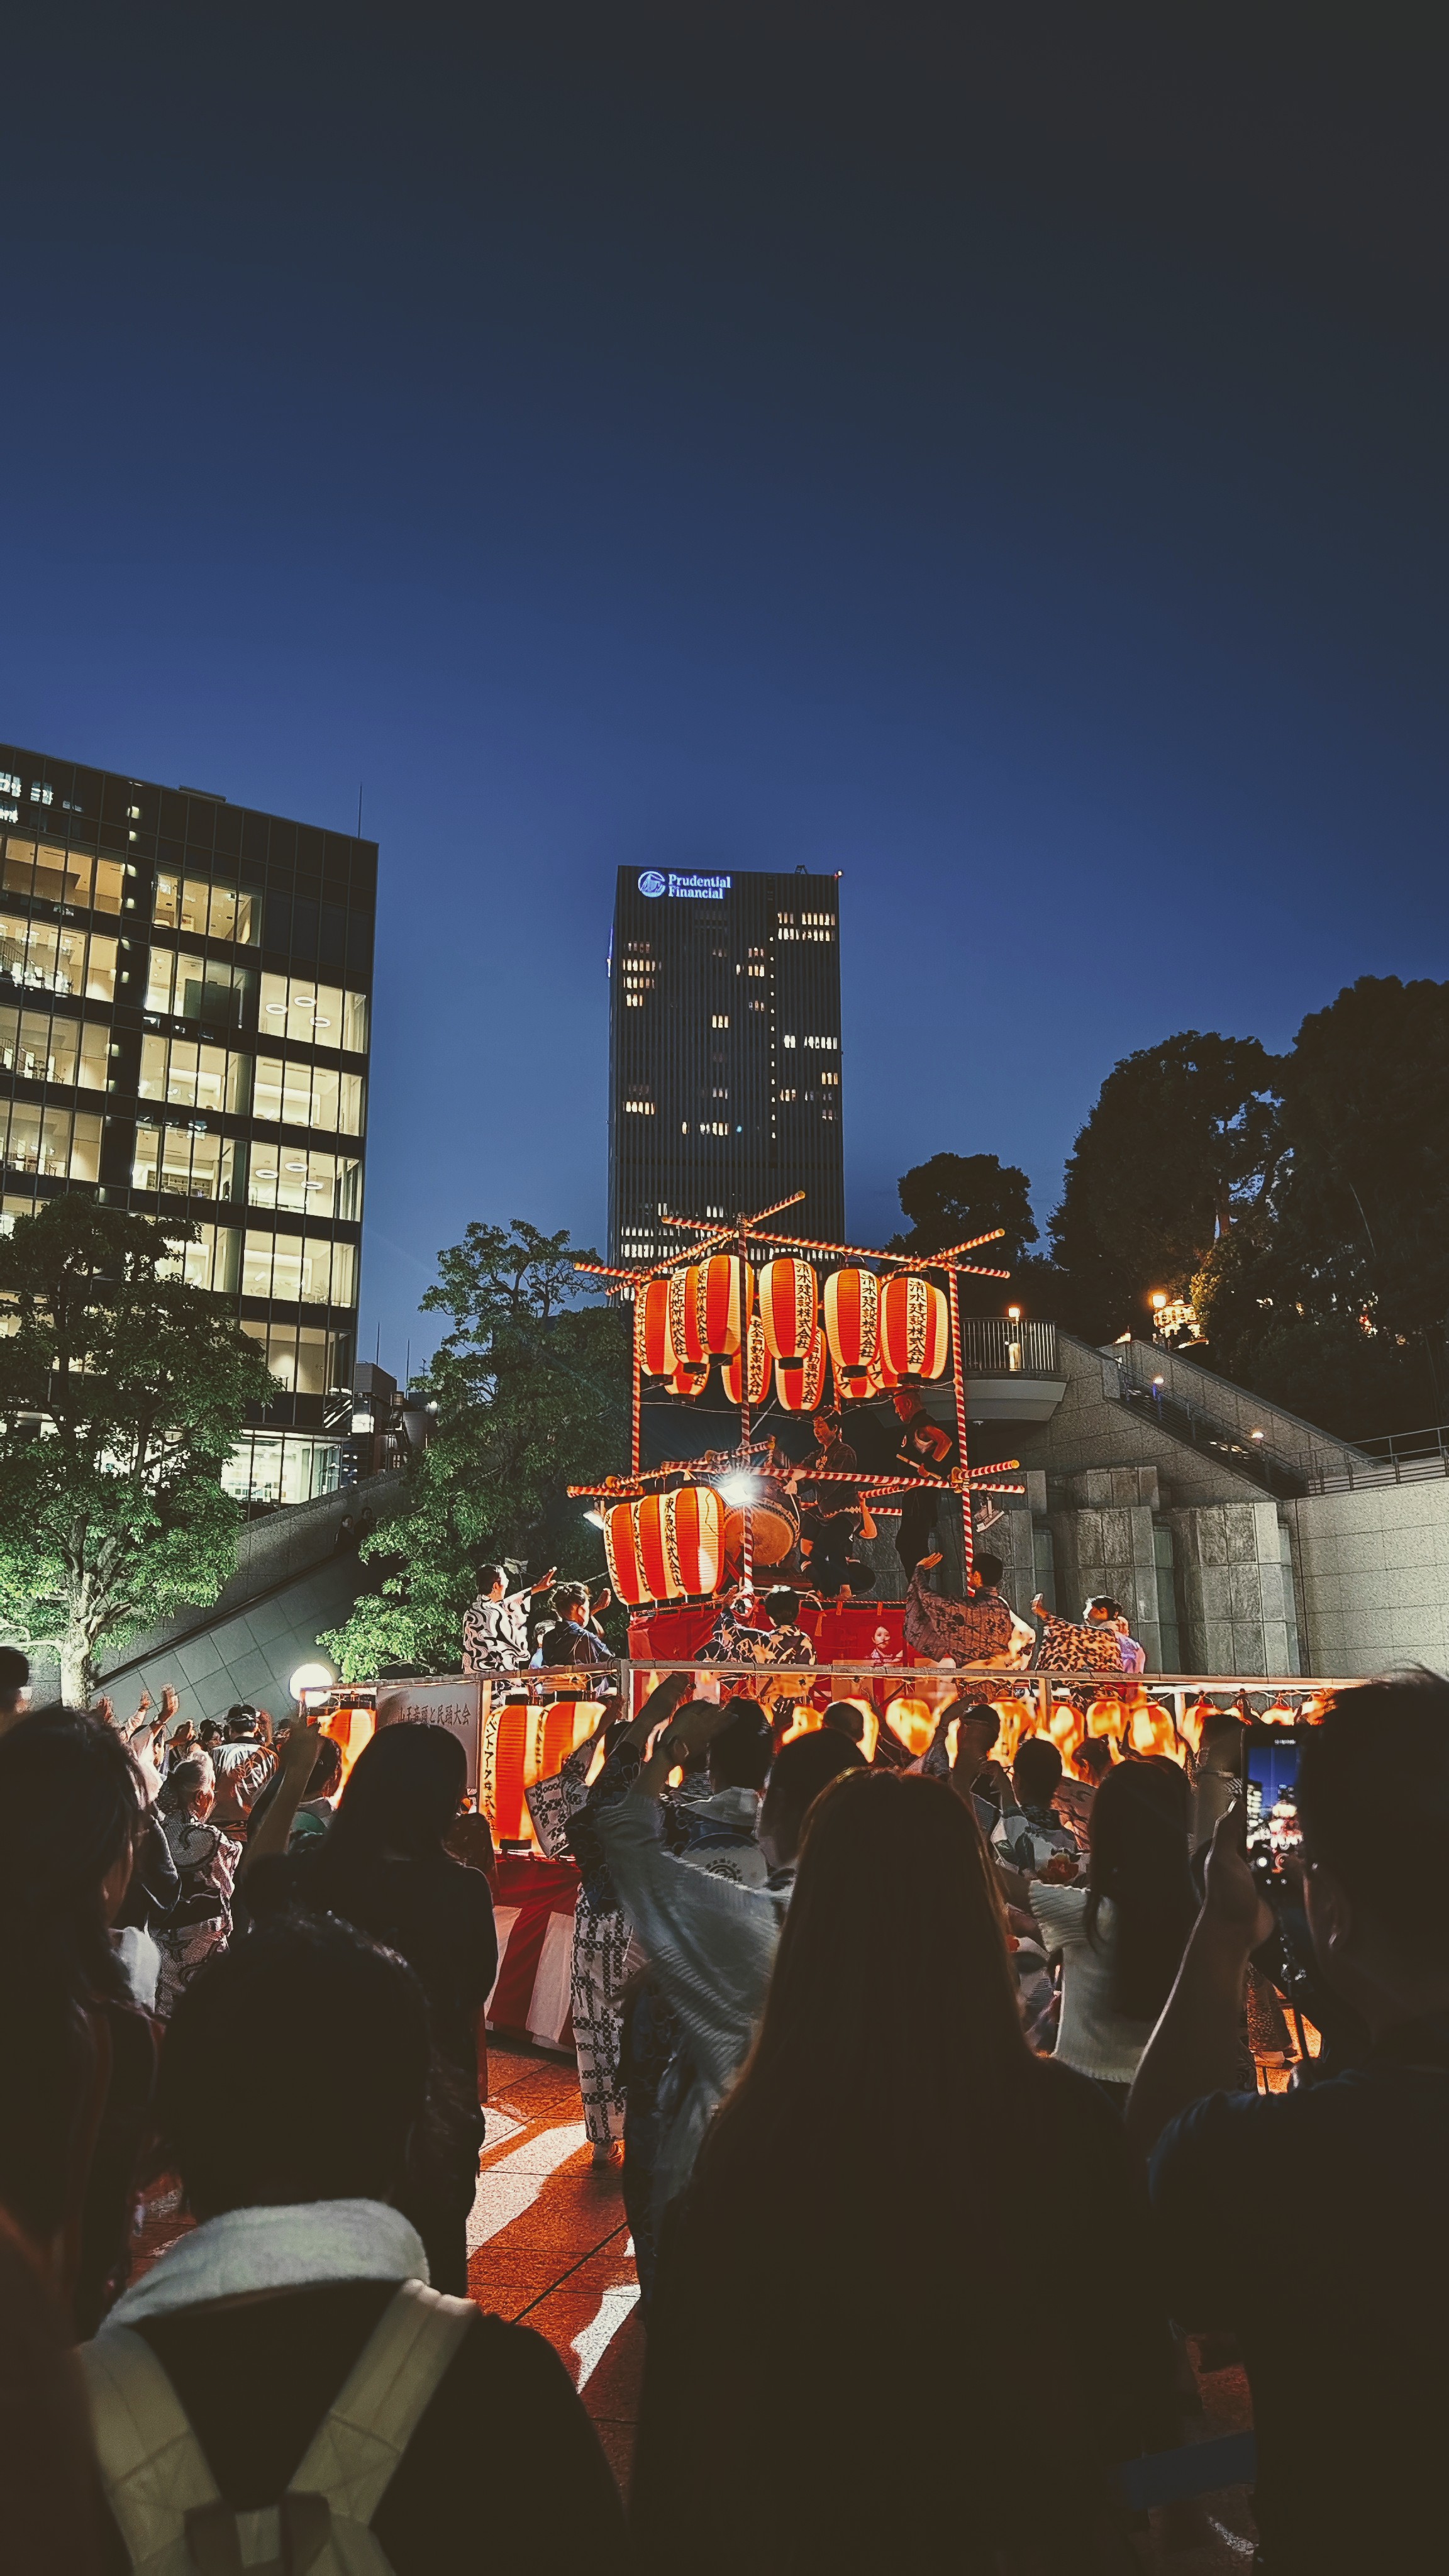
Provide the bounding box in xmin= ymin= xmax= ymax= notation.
xmin=1192 ymin=978 xmax=1449 ymax=1436
xmin=889 ymin=1153 xmax=1038 ymax=1317
xmin=1049 ymin=1033 xmax=1282 ymax=1344
xmin=320 ymin=1220 xmax=630 ymax=1682
xmin=0 ymin=1198 xmax=275 ymax=1701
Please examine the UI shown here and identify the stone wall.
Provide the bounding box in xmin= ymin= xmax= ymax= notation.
xmin=1282 ymin=1480 xmax=1449 ymax=1677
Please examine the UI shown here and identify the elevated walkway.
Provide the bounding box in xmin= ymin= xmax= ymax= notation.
xmin=1099 ymin=1339 xmax=1370 ymax=1501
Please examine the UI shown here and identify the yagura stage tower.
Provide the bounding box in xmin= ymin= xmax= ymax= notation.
xmin=608 ymin=865 xmax=845 ymax=1265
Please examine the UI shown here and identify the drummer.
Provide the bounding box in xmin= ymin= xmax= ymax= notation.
xmin=792 ymin=1409 xmax=869 ymax=1599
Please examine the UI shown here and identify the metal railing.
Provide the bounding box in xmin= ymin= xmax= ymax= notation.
xmin=956 ymin=1316 xmax=1059 ymax=1377
xmin=458 ymin=1663 xmax=1344 ymax=1727
xmin=1109 ymin=1366 xmax=1307 ymax=1498
xmin=1309 ymin=1423 xmax=1449 ymax=1494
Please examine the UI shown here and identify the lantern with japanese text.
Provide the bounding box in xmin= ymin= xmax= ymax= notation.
xmin=667 ymin=1484 xmax=724 ymax=1597
xmin=878 ymin=1272 xmax=950 ymax=1383
xmin=668 ymin=1265 xmax=708 ymax=1372
xmin=696 ymin=1253 xmax=752 ymax=1360
xmin=758 ymin=1257 xmax=819 ymax=1387
xmin=636 ymin=1277 xmax=675 ymax=1379
xmin=602 ymin=1500 xmax=647 ymax=1605
xmin=602 ymin=1489 xmax=721 ymax=1605
xmin=773 ymin=1330 xmax=827 ymax=1413
xmin=669 ymin=1360 xmax=710 ymax=1399
xmin=723 ymin=1314 xmax=768 ymax=1406
xmin=822 ymin=1265 xmax=880 ymax=1399
xmin=635 ymin=1494 xmax=684 ymax=1602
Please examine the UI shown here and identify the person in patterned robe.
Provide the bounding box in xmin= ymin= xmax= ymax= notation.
xmin=525 ymin=1709 xmax=642 ymax=2162
xmin=155 ymin=1757 xmax=242 ymax=2019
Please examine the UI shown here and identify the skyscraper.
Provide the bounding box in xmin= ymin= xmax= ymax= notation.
xmin=0 ymin=743 xmax=374 ymax=1506
xmin=608 ymin=865 xmax=844 ymax=1262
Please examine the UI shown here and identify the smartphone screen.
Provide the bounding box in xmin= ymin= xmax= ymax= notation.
xmin=1243 ymin=1724 xmax=1303 ymax=1892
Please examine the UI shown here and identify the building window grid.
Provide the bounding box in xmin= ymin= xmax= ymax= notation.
xmin=0 ymin=750 xmax=375 ymax=1468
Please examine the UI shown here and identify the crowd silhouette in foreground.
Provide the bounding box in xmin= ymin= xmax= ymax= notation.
xmin=0 ymin=1633 xmax=1445 ymax=2573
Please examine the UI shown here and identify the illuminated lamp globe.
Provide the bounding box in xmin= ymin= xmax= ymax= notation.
xmin=290 ymin=1661 xmax=335 ymax=1701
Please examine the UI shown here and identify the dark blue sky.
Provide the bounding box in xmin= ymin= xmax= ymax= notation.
xmin=4 ymin=5 xmax=1446 ymax=1370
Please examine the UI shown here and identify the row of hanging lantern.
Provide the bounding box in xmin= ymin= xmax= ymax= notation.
xmin=601 ymin=1484 xmax=724 ymax=1606
xmin=636 ymin=1253 xmax=950 ymax=1407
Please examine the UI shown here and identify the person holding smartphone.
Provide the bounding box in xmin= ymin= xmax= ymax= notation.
xmin=1127 ymin=1674 xmax=1449 ymax=2576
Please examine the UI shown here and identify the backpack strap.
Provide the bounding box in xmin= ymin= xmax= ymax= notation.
xmin=286 ymin=2281 xmax=474 ymax=2537
xmin=80 ymin=2324 xmax=225 ymax=2576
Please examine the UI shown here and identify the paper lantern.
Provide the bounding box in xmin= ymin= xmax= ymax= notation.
xmin=668 ymin=1265 xmax=708 ymax=1370
xmin=697 ymin=1253 xmax=753 ymax=1360
xmin=758 ymin=1257 xmax=819 ymax=1377
xmin=669 ymin=1360 xmax=710 ymax=1399
xmin=636 ymin=1277 xmax=675 ymax=1378
xmin=823 ymin=1265 xmax=880 ymax=1398
xmin=878 ymin=1273 xmax=950 ymax=1382
xmin=636 ymin=1494 xmax=683 ymax=1602
xmin=602 ymin=1500 xmax=647 ymax=1605
xmin=774 ymin=1330 xmax=827 ymax=1413
xmin=667 ymin=1484 xmax=723 ymax=1597
xmin=723 ymin=1314 xmax=769 ymax=1406
xmin=603 ymin=1490 xmax=720 ymax=1606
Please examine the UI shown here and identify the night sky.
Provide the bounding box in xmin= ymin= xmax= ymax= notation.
xmin=4 ymin=5 xmax=1446 ymax=1372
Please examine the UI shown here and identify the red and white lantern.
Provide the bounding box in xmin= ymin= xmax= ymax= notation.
xmin=758 ymin=1257 xmax=819 ymax=1383
xmin=602 ymin=1488 xmax=722 ymax=1604
xmin=602 ymin=1500 xmax=647 ymax=1604
xmin=823 ymin=1265 xmax=880 ymax=1399
xmin=668 ymin=1265 xmax=708 ymax=1373
xmin=723 ymin=1314 xmax=768 ymax=1406
xmin=774 ymin=1330 xmax=827 ymax=1413
xmin=669 ymin=1360 xmax=710 ymax=1399
xmin=635 ymin=1494 xmax=682 ymax=1602
xmin=696 ymin=1253 xmax=752 ymax=1360
xmin=667 ymin=1484 xmax=723 ymax=1597
xmin=636 ymin=1277 xmax=675 ymax=1378
xmin=879 ymin=1273 xmax=950 ymax=1383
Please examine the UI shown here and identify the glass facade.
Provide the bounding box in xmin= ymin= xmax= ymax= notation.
xmin=608 ymin=867 xmax=845 ymax=1262
xmin=0 ymin=745 xmax=375 ymax=1506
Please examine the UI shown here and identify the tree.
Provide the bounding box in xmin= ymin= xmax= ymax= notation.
xmin=1048 ymin=1032 xmax=1282 ymax=1345
xmin=320 ymin=1220 xmax=630 ymax=1682
xmin=889 ymin=1153 xmax=1038 ymax=1315
xmin=1191 ymin=978 xmax=1449 ymax=1436
xmin=0 ymin=1198 xmax=275 ymax=1701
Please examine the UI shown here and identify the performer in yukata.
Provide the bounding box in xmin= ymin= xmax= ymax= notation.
xmin=525 ymin=1706 xmax=639 ymax=2163
xmin=462 ymin=1562 xmax=557 ymax=1675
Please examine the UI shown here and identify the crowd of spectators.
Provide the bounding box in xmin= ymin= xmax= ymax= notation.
xmin=0 ymin=1631 xmax=1444 ymax=2572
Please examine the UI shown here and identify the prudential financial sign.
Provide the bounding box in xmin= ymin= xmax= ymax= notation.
xmin=638 ymin=870 xmax=733 ymax=901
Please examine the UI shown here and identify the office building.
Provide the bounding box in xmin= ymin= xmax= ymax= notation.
xmin=608 ymin=864 xmax=844 ymax=1263
xmin=0 ymin=742 xmax=374 ymax=1504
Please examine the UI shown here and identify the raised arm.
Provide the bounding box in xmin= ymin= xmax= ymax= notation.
xmin=238 ymin=1711 xmax=320 ymax=1879
xmin=1124 ymin=1810 xmax=1272 ymax=2162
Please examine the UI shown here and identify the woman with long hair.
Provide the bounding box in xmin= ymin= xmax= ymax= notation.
xmin=632 ymin=1767 xmax=1172 ymax=2574
xmin=1031 ymin=1756 xmax=1197 ymax=2095
xmin=0 ymin=1713 xmax=158 ymax=2333
xmin=245 ymin=1722 xmax=496 ymax=2291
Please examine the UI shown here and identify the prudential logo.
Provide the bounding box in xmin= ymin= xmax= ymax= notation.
xmin=638 ymin=870 xmax=667 ymax=897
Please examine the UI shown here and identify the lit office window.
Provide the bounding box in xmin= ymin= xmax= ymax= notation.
xmin=258 ymin=973 xmax=368 ymax=1053
xmin=1 ymin=1103 xmax=102 ymax=1181
xmin=157 ymin=1222 xmax=242 ymax=1294
xmin=253 ymin=1057 xmax=365 ymax=1137
xmin=239 ymin=1316 xmax=336 ymax=1393
xmin=143 ymin=948 xmax=255 ymax=1030
xmin=243 ymin=1230 xmax=357 ymax=1307
xmin=1 ymin=838 xmax=125 ymax=913
xmin=132 ymin=1121 xmax=243 ymax=1204
xmin=0 ymin=1006 xmax=107 ymax=1089
xmin=1 ymin=911 xmax=117 ymax=1004
xmin=153 ymin=874 xmax=258 ymax=945
xmin=248 ymin=1146 xmax=362 ymax=1221
xmin=139 ymin=1034 xmax=250 ymax=1116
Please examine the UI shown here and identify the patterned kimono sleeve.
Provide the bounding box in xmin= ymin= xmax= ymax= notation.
xmin=525 ymin=1738 xmax=596 ymax=1859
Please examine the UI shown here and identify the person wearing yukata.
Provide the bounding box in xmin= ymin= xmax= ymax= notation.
xmin=891 ymin=1391 xmax=958 ymax=1579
